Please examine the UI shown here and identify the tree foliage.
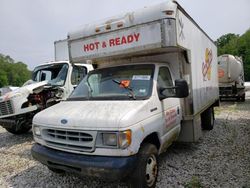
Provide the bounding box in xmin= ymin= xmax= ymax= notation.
xmin=216 ymin=29 xmax=250 ymax=81
xmin=0 ymin=54 xmax=31 ymax=87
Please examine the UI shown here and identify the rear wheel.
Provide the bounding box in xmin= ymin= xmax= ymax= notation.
xmin=5 ymin=120 xmax=31 ymax=134
xmin=129 ymin=143 xmax=158 ymax=188
xmin=201 ymin=107 xmax=214 ymax=130
xmin=241 ymin=94 xmax=245 ymax=102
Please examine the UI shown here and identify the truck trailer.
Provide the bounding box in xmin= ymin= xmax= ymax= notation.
xmin=218 ymin=54 xmax=245 ymax=101
xmin=31 ymin=1 xmax=219 ymax=187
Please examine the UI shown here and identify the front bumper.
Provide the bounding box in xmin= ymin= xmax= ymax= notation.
xmin=31 ymin=143 xmax=137 ymax=180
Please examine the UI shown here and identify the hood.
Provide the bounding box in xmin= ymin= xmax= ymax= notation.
xmin=33 ymin=100 xmax=150 ymax=129
xmin=0 ymin=81 xmax=47 ymax=101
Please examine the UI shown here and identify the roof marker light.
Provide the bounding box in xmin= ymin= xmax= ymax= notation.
xmin=164 ymin=10 xmax=174 ymax=15
xmin=117 ymin=22 xmax=124 ymax=28
xmin=106 ymin=24 xmax=111 ymax=30
xmin=95 ymin=28 xmax=100 ymax=33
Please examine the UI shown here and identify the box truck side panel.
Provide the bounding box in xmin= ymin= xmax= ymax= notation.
xmin=54 ymin=39 xmax=69 ymax=61
xmin=176 ymin=10 xmax=219 ymax=114
xmin=69 ymin=22 xmax=163 ymax=62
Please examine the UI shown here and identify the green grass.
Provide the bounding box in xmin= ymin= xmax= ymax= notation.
xmin=185 ymin=176 xmax=203 ymax=188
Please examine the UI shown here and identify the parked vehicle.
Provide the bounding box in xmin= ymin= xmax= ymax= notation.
xmin=31 ymin=1 xmax=219 ymax=187
xmin=0 ymin=61 xmax=93 ymax=134
xmin=218 ymin=54 xmax=245 ymax=101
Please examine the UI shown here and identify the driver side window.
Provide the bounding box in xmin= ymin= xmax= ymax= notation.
xmin=71 ymin=66 xmax=87 ymax=85
xmin=157 ymin=66 xmax=174 ymax=98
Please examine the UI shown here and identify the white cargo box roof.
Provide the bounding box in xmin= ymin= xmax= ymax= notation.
xmin=68 ymin=1 xmax=180 ymax=63
xmin=68 ymin=1 xmax=214 ymax=63
xmin=68 ymin=1 xmax=177 ymax=40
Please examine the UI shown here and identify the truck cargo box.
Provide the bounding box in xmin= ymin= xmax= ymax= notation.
xmin=68 ymin=1 xmax=219 ymax=115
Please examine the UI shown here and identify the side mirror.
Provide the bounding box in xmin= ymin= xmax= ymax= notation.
xmin=175 ymin=79 xmax=189 ymax=98
xmin=158 ymin=79 xmax=189 ymax=100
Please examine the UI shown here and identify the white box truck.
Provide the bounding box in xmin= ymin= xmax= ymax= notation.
xmin=54 ymin=39 xmax=69 ymax=61
xmin=31 ymin=1 xmax=219 ymax=187
xmin=218 ymin=54 xmax=245 ymax=101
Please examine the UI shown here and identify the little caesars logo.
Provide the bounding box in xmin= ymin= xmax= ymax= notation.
xmin=202 ymin=48 xmax=213 ymax=81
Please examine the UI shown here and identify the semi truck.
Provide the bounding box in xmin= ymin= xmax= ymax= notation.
xmin=31 ymin=1 xmax=219 ymax=187
xmin=0 ymin=61 xmax=93 ymax=134
xmin=218 ymin=54 xmax=245 ymax=101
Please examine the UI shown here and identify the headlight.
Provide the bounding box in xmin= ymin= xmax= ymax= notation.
xmin=33 ymin=125 xmax=41 ymax=136
xmin=103 ymin=133 xmax=117 ymax=146
xmin=96 ymin=130 xmax=131 ymax=149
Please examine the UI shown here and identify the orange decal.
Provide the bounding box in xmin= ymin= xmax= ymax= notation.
xmin=120 ymin=80 xmax=130 ymax=88
xmin=218 ymin=69 xmax=225 ymax=78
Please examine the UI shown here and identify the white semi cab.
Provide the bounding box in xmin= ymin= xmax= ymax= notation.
xmin=31 ymin=1 xmax=219 ymax=187
xmin=0 ymin=61 xmax=93 ymax=134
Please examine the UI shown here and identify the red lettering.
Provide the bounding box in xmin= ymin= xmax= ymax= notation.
xmin=83 ymin=44 xmax=89 ymax=52
xmin=127 ymin=35 xmax=133 ymax=43
xmin=109 ymin=39 xmax=115 ymax=47
xmin=134 ymin=33 xmax=140 ymax=42
xmin=94 ymin=42 xmax=100 ymax=49
xmin=121 ymin=36 xmax=127 ymax=45
xmin=89 ymin=43 xmax=95 ymax=50
xmin=102 ymin=41 xmax=107 ymax=48
xmin=115 ymin=37 xmax=120 ymax=45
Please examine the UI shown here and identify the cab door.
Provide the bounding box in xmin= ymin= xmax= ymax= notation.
xmin=157 ymin=66 xmax=181 ymax=138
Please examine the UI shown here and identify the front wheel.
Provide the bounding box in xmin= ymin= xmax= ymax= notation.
xmin=129 ymin=143 xmax=158 ymax=188
xmin=5 ymin=120 xmax=31 ymax=134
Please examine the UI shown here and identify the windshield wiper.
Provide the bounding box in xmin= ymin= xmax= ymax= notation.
xmin=112 ymin=79 xmax=136 ymax=100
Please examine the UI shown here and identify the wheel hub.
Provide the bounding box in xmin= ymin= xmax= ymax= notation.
xmin=145 ymin=155 xmax=157 ymax=186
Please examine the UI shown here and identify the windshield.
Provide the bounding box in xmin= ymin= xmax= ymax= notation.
xmin=32 ymin=63 xmax=69 ymax=86
xmin=69 ymin=64 xmax=155 ymax=100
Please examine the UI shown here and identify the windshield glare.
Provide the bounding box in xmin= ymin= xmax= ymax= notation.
xmin=69 ymin=64 xmax=155 ymax=100
xmin=32 ymin=63 xmax=69 ymax=86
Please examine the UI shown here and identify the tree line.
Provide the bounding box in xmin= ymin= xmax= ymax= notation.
xmin=216 ymin=29 xmax=250 ymax=81
xmin=0 ymin=54 xmax=31 ymax=87
xmin=0 ymin=29 xmax=249 ymax=88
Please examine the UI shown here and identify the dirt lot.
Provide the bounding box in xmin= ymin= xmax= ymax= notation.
xmin=0 ymin=92 xmax=250 ymax=188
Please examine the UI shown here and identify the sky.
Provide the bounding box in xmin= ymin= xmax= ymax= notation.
xmin=0 ymin=0 xmax=249 ymax=70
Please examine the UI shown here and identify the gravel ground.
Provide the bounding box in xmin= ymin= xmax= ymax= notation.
xmin=0 ymin=92 xmax=250 ymax=188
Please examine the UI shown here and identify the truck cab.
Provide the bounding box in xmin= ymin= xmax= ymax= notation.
xmin=32 ymin=60 xmax=188 ymax=186
xmin=0 ymin=61 xmax=93 ymax=134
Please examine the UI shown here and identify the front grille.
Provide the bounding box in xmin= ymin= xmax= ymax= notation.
xmin=42 ymin=128 xmax=97 ymax=153
xmin=0 ymin=100 xmax=14 ymax=116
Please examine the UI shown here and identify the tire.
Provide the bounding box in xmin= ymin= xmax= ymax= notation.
xmin=48 ymin=167 xmax=65 ymax=174
xmin=129 ymin=143 xmax=158 ymax=188
xmin=201 ymin=107 xmax=214 ymax=130
xmin=241 ymin=94 xmax=245 ymax=102
xmin=5 ymin=121 xmax=31 ymax=135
